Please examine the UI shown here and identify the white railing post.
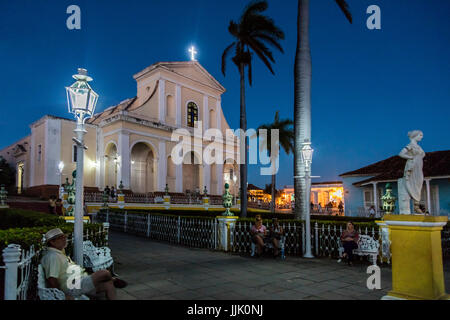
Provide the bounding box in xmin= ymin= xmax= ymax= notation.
xmin=302 ymin=222 xmax=306 ymax=255
xmin=147 ymin=214 xmax=151 ymax=238
xmin=3 ymin=244 xmax=21 ymax=300
xmin=214 ymin=219 xmax=217 ymax=250
xmin=177 ymin=216 xmax=181 ymax=244
xmin=103 ymin=222 xmax=110 ymax=246
xmin=315 ymin=222 xmax=319 ymax=256
xmin=124 ymin=211 xmax=128 ymax=233
xmin=106 ymin=208 xmax=109 ymax=223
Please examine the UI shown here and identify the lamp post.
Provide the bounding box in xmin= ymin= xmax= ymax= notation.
xmin=301 ymin=142 xmax=314 ymax=259
xmin=58 ymin=161 xmax=65 ymax=199
xmin=65 ymin=68 xmax=99 ymax=266
xmin=233 ymin=175 xmax=237 ymax=206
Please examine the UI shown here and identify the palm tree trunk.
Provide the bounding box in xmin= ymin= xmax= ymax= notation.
xmin=239 ymin=62 xmax=248 ymax=218
xmin=294 ymin=0 xmax=312 ymax=220
xmin=271 ymin=173 xmax=276 ymax=213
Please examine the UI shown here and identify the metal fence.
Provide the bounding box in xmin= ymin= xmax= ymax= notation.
xmin=231 ymin=221 xmax=304 ymax=256
xmin=97 ymin=211 xmax=218 ymax=250
xmin=312 ymin=223 xmax=380 ymax=259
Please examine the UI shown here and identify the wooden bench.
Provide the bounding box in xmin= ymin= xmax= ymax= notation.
xmin=338 ymin=235 xmax=379 ymax=265
xmin=251 ymin=236 xmax=286 ymax=259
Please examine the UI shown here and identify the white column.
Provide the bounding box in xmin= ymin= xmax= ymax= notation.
xmin=203 ymin=95 xmax=209 ymax=131
xmin=216 ymin=100 xmax=222 ymax=132
xmin=203 ymin=164 xmax=211 ymax=194
xmin=217 ymin=163 xmax=224 ymax=195
xmin=159 ymin=79 xmax=166 ymax=123
xmin=44 ymin=118 xmax=62 ymax=185
xmin=117 ymin=131 xmax=130 ymax=189
xmin=96 ymin=128 xmax=104 ymax=190
xmin=176 ymin=84 xmax=182 ymax=127
xmin=373 ymin=182 xmax=379 ymax=214
xmin=425 ymin=179 xmax=432 ymax=214
xmin=158 ymin=141 xmax=167 ymax=192
xmin=176 ymin=163 xmax=183 ymax=193
xmin=29 ymin=127 xmax=36 ymax=187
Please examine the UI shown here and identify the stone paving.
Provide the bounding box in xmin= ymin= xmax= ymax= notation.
xmin=108 ymin=231 xmax=449 ymax=300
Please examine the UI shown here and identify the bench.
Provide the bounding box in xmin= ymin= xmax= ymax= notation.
xmin=38 ymin=264 xmax=89 ymax=300
xmin=251 ymin=236 xmax=286 ymax=259
xmin=83 ymin=241 xmax=114 ymax=273
xmin=38 ymin=241 xmax=114 ymax=300
xmin=338 ymin=235 xmax=379 ymax=265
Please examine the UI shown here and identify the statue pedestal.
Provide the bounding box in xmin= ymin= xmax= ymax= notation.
xmin=117 ymin=193 xmax=125 ymax=209
xmin=216 ymin=216 xmax=238 ymax=252
xmin=203 ymin=197 xmax=209 ymax=210
xmin=375 ymin=220 xmax=391 ymax=264
xmin=382 ymin=214 xmax=449 ymax=300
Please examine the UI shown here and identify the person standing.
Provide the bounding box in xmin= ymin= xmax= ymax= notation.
xmin=48 ymin=196 xmax=57 ymax=215
xmin=338 ymin=201 xmax=344 ymax=216
xmin=110 ymin=186 xmax=116 ymax=202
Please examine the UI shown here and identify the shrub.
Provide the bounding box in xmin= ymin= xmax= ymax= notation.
xmin=0 ymin=208 xmax=65 ymax=230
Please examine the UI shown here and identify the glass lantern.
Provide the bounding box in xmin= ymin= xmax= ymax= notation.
xmin=301 ymin=143 xmax=314 ymax=169
xmin=65 ymin=68 xmax=99 ymax=122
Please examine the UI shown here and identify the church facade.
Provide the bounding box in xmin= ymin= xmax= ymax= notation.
xmin=0 ymin=61 xmax=240 ymax=198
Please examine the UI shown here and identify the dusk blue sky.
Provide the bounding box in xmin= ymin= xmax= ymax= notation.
xmin=0 ymin=0 xmax=449 ymax=189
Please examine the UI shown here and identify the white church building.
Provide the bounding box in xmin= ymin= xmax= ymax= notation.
xmin=0 ymin=61 xmax=240 ymax=198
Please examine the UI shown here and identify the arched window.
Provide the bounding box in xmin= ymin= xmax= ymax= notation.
xmin=187 ymin=102 xmax=198 ymax=128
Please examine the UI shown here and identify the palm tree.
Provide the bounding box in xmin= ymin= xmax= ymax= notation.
xmin=294 ymin=0 xmax=352 ymax=220
xmin=257 ymin=111 xmax=294 ymax=213
xmin=222 ymin=0 xmax=285 ymax=218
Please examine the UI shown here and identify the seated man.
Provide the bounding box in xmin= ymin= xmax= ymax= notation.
xmin=41 ymin=228 xmax=127 ymax=300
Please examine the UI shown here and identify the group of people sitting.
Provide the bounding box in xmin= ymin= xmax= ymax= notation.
xmin=250 ymin=216 xmax=284 ymax=258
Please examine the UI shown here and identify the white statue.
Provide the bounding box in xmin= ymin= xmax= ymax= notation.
xmin=398 ymin=130 xmax=425 ymax=214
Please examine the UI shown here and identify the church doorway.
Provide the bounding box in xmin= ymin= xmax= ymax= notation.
xmin=182 ymin=152 xmax=201 ymax=194
xmin=105 ymin=143 xmax=118 ymax=188
xmin=131 ymin=142 xmax=156 ymax=193
xmin=16 ymin=162 xmax=24 ymax=194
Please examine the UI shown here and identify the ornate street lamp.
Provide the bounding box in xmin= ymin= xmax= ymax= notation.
xmin=301 ymin=142 xmax=314 ymax=259
xmin=65 ymin=68 xmax=99 ymax=265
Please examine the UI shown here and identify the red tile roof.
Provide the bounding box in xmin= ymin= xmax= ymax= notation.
xmin=340 ymin=150 xmax=450 ymax=186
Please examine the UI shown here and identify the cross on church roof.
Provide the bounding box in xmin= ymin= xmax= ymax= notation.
xmin=189 ymin=46 xmax=198 ymax=61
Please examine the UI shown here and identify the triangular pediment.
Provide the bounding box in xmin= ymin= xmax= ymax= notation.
xmin=134 ymin=61 xmax=226 ymax=94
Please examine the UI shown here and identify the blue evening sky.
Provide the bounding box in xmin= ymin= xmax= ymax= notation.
xmin=0 ymin=0 xmax=449 ymax=189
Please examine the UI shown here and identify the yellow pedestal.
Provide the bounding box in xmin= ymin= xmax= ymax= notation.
xmin=383 ymin=214 xmax=449 ymax=300
xmin=63 ymin=216 xmax=91 ymax=224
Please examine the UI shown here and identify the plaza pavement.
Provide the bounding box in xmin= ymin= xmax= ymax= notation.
xmin=108 ymin=231 xmax=450 ymax=300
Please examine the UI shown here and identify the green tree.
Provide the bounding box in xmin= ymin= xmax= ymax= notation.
xmin=294 ymin=0 xmax=352 ymax=219
xmin=222 ymin=0 xmax=285 ymax=217
xmin=0 ymin=157 xmax=16 ymax=189
xmin=257 ymin=111 xmax=294 ymax=213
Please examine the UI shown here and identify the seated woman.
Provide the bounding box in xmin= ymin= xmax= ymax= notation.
xmin=268 ymin=218 xmax=284 ymax=258
xmin=339 ymin=222 xmax=360 ymax=266
xmin=250 ymin=216 xmax=267 ymax=257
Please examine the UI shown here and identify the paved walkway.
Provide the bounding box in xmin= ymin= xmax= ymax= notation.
xmin=109 ymin=231 xmax=450 ymax=300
